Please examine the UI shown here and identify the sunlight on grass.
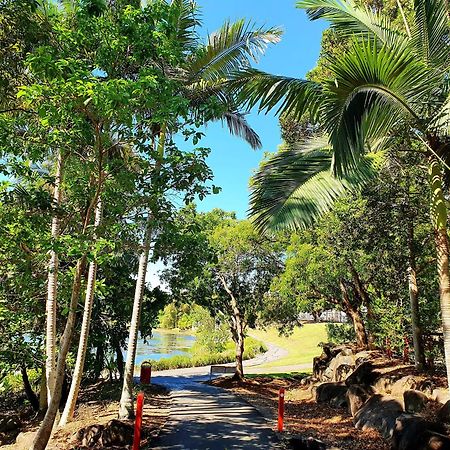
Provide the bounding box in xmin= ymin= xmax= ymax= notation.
xmin=249 ymin=323 xmax=327 ymax=369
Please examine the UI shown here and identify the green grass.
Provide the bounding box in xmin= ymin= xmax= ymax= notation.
xmin=249 ymin=323 xmax=327 ymax=369
xmin=246 ymin=372 xmax=309 ymax=380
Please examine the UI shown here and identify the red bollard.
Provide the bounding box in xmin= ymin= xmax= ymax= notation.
xmin=132 ymin=392 xmax=145 ymax=450
xmin=140 ymin=363 xmax=151 ymax=384
xmin=278 ymin=388 xmax=285 ymax=432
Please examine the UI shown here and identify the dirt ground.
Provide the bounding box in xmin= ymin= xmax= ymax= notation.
xmin=0 ymin=381 xmax=170 ymax=449
xmin=211 ymin=376 xmax=390 ymax=450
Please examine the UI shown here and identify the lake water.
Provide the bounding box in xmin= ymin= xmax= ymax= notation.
xmin=130 ymin=330 xmax=196 ymax=367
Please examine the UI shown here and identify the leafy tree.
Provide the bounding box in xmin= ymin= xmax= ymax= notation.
xmin=233 ymin=0 xmax=450 ymax=381
xmin=160 ymin=208 xmax=283 ymax=379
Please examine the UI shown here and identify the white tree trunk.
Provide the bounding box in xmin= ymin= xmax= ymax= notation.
xmin=46 ymin=151 xmax=63 ymax=405
xmin=118 ymin=220 xmax=152 ymax=419
xmin=31 ymin=257 xmax=86 ymax=450
xmin=59 ymin=198 xmax=103 ymax=426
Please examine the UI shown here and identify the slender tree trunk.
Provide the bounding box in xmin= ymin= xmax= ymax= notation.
xmin=115 ymin=343 xmax=124 ymax=381
xmin=118 ymin=220 xmax=152 ymax=419
xmin=31 ymin=257 xmax=86 ymax=450
xmin=59 ymin=199 xmax=103 ymax=426
xmin=232 ymin=322 xmax=245 ymax=381
xmin=407 ymin=220 xmax=426 ymax=369
xmin=340 ymin=280 xmax=368 ymax=349
xmin=39 ymin=369 xmax=47 ymax=412
xmin=428 ymin=155 xmax=450 ymax=386
xmin=46 ymin=151 xmax=64 ymax=405
xmin=21 ymin=366 xmax=39 ymax=411
xmin=94 ymin=344 xmax=104 ymax=381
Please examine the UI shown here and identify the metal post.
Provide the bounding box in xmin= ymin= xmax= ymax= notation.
xmin=278 ymin=388 xmax=285 ymax=432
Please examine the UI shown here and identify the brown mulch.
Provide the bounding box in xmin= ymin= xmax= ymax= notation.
xmin=211 ymin=376 xmax=390 ymax=450
xmin=0 ymin=381 xmax=170 ymax=450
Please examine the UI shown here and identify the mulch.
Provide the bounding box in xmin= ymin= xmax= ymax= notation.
xmin=211 ymin=376 xmax=390 ymax=450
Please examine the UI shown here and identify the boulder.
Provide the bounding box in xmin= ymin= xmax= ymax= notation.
xmin=433 ymin=388 xmax=450 ymax=405
xmin=354 ymin=394 xmax=404 ymax=438
xmin=346 ymin=385 xmax=373 ymax=417
xmin=0 ymin=415 xmax=20 ymax=433
xmin=335 ymin=364 xmax=354 ymax=382
xmin=438 ymin=400 xmax=450 ymax=423
xmin=391 ymin=376 xmax=419 ymax=397
xmin=345 ymin=362 xmax=376 ymax=387
xmin=315 ymin=382 xmax=348 ymax=408
xmin=403 ymin=390 xmax=429 ymax=414
xmin=285 ymin=435 xmax=329 ymax=450
xmin=101 ymin=419 xmax=134 ymax=446
xmin=76 ymin=424 xmax=105 ymax=447
xmin=392 ymin=414 xmax=450 ymax=450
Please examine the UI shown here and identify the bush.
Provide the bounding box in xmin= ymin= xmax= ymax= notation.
xmin=326 ymin=323 xmax=355 ymax=344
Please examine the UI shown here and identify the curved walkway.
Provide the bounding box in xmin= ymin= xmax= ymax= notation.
xmin=152 ymin=374 xmax=280 ymax=449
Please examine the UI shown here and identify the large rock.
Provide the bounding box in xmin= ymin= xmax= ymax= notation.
xmin=403 ymin=390 xmax=429 ymax=414
xmin=354 ymin=394 xmax=404 ymax=438
xmin=438 ymin=400 xmax=450 ymax=423
xmin=346 ymin=385 xmax=373 ymax=417
xmin=76 ymin=419 xmax=134 ymax=448
xmin=391 ymin=376 xmax=419 ymax=397
xmin=345 ymin=362 xmax=376 ymax=387
xmin=315 ymin=382 xmax=348 ymax=408
xmin=433 ymin=388 xmax=450 ymax=405
xmin=392 ymin=414 xmax=450 ymax=450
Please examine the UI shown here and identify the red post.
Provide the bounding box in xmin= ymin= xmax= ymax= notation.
xmin=132 ymin=392 xmax=145 ymax=450
xmin=278 ymin=388 xmax=285 ymax=432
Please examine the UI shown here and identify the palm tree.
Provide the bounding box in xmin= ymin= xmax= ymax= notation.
xmin=118 ymin=0 xmax=282 ymax=419
xmin=233 ymin=0 xmax=449 ymax=378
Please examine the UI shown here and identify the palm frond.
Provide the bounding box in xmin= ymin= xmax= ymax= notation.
xmin=230 ymin=68 xmax=323 ymax=122
xmin=221 ymin=111 xmax=261 ymax=150
xmin=296 ymin=0 xmax=407 ymax=47
xmin=412 ymin=0 xmax=449 ymax=67
xmin=168 ymin=0 xmax=201 ymax=54
xmin=322 ymin=39 xmax=433 ymax=176
xmin=188 ymin=20 xmax=282 ymax=82
xmin=250 ymin=137 xmax=382 ymax=232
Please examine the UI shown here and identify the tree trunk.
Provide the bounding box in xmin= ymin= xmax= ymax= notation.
xmin=232 ymin=323 xmax=245 ymax=381
xmin=59 ymin=199 xmax=103 ymax=426
xmin=94 ymin=344 xmax=104 ymax=381
xmin=118 ymin=220 xmax=152 ymax=419
xmin=21 ymin=366 xmax=39 ymax=411
xmin=428 ymin=155 xmax=450 ymax=387
xmin=31 ymin=257 xmax=86 ymax=450
xmin=407 ymin=220 xmax=426 ymax=369
xmin=340 ymin=280 xmax=368 ymax=349
xmin=39 ymin=368 xmax=47 ymax=412
xmin=347 ymin=260 xmax=375 ymax=348
xmin=46 ymin=151 xmax=64 ymax=405
xmin=115 ymin=343 xmax=124 ymax=381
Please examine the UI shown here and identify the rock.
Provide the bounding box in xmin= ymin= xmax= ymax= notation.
xmin=354 ymin=394 xmax=404 ymax=438
xmin=101 ymin=419 xmax=134 ymax=446
xmin=345 ymin=362 xmax=376 ymax=387
xmin=285 ymin=435 xmax=341 ymax=449
xmin=433 ymin=388 xmax=450 ymax=405
xmin=335 ymin=364 xmax=354 ymax=382
xmin=300 ymin=376 xmax=316 ymax=386
xmin=315 ymin=382 xmax=348 ymax=408
xmin=346 ymin=385 xmax=373 ymax=417
xmin=404 ymin=390 xmax=429 ymax=414
xmin=0 ymin=415 xmax=20 ymax=433
xmin=15 ymin=431 xmax=36 ymax=447
xmin=391 ymin=376 xmax=419 ymax=397
xmin=438 ymin=400 xmax=450 ymax=423
xmin=76 ymin=424 xmax=105 ymax=447
xmin=392 ymin=414 xmax=450 ymax=450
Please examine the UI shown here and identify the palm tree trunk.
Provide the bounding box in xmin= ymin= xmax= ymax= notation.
xmin=407 ymin=220 xmax=425 ymax=369
xmin=46 ymin=151 xmax=64 ymax=405
xmin=118 ymin=219 xmax=152 ymax=419
xmin=428 ymin=155 xmax=450 ymax=386
xmin=31 ymin=257 xmax=87 ymax=450
xmin=59 ymin=198 xmax=103 ymax=426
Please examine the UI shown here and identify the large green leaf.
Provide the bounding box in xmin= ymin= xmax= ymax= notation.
xmin=249 ymin=137 xmax=383 ymax=232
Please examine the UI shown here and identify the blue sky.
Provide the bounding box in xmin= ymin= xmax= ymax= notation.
xmin=192 ymin=0 xmax=326 ymax=218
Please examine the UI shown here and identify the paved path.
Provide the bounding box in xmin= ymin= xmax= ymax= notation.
xmin=152 ymin=374 xmax=280 ymax=450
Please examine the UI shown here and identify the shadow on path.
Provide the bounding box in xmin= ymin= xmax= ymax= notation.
xmin=152 ymin=375 xmax=280 ymax=450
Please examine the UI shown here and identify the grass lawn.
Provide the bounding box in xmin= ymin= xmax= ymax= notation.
xmin=249 ymin=323 xmax=327 ymax=369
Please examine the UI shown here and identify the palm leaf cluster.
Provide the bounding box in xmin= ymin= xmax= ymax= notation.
xmin=232 ymin=0 xmax=449 ymax=231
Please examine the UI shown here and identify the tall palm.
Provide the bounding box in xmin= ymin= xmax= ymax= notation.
xmin=233 ymin=0 xmax=449 ymax=379
xmin=118 ymin=0 xmax=281 ymax=419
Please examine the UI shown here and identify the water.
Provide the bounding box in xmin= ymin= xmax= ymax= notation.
xmin=128 ymin=330 xmax=196 ymax=367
